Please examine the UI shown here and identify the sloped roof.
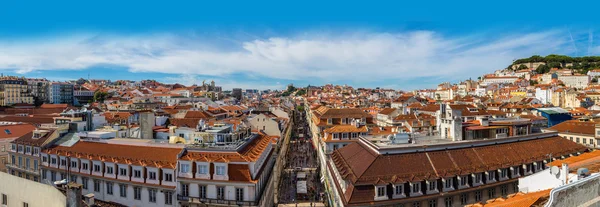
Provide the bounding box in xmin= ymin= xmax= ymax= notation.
xmin=331 ymin=136 xmax=586 ymax=205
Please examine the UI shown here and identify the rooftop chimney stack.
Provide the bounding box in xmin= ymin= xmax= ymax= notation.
xmin=66 ymin=182 xmax=83 ymax=207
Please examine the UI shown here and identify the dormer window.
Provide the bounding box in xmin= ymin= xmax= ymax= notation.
xmin=444 ymin=177 xmax=453 ymax=189
xmin=33 ymin=133 xmax=41 ymax=139
xmin=487 ymin=171 xmax=496 ymax=182
xmin=500 ymin=168 xmax=508 ymax=179
xmin=511 ymin=166 xmax=520 ymax=177
xmin=376 ymin=186 xmax=386 ymax=197
xmin=216 ymin=166 xmax=226 ymax=175
xmin=395 ymin=184 xmax=404 ymax=196
xmin=410 ymin=182 xmax=422 ymax=196
xmin=198 ymin=165 xmax=208 ymax=174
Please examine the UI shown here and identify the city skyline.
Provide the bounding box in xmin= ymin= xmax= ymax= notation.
xmin=1 ymin=1 xmax=600 ymax=90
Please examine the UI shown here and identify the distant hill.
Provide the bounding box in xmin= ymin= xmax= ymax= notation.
xmin=510 ymin=54 xmax=600 ymax=74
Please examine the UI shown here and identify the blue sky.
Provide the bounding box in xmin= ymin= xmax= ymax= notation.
xmin=0 ymin=0 xmax=599 ymax=90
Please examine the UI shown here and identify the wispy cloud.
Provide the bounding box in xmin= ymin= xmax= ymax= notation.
xmin=0 ymin=29 xmax=577 ymax=89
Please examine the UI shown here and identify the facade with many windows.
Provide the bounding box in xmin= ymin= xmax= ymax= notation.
xmin=176 ymin=132 xmax=277 ymax=206
xmin=6 ymin=127 xmax=58 ymax=181
xmin=0 ymin=76 xmax=34 ymax=106
xmin=41 ymin=140 xmax=183 ymax=207
xmin=328 ymin=132 xmax=587 ymax=206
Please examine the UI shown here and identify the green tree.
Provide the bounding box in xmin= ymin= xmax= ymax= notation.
xmin=93 ymin=91 xmax=109 ymax=102
xmin=296 ymin=89 xmax=306 ymax=96
xmin=547 ymin=62 xmax=562 ymax=69
xmin=536 ymin=64 xmax=550 ymax=74
xmin=529 ymin=80 xmax=539 ymax=86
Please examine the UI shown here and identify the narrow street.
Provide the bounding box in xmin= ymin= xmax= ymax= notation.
xmin=277 ymin=105 xmax=325 ymax=206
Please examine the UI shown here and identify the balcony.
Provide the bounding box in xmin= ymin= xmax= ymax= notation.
xmin=177 ymin=194 xmax=257 ymax=206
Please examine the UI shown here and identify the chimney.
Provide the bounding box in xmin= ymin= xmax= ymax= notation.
xmin=562 ymin=163 xmax=569 ymax=185
xmin=66 ymin=182 xmax=83 ymax=207
xmin=84 ymin=194 xmax=95 ymax=206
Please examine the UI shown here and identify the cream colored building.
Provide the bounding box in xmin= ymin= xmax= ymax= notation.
xmin=0 ymin=171 xmax=66 ymax=207
xmin=558 ymin=74 xmax=589 ymax=89
xmin=0 ymin=76 xmax=34 ymax=106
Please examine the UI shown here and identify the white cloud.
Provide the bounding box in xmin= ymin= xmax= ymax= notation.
xmin=0 ymin=30 xmax=575 ymax=88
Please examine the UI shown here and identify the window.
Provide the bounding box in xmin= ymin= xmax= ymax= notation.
xmin=475 ymin=190 xmax=482 ymax=201
xmin=199 ymin=185 xmax=207 ymax=198
xmin=71 ymin=161 xmax=77 ymax=168
xmin=377 ymin=186 xmax=386 ymax=197
xmin=94 ymin=180 xmax=101 ymax=192
xmin=11 ymin=144 xmax=15 ymax=151
xmin=513 ymin=183 xmax=519 ymax=193
xmin=82 ymin=177 xmax=88 ymax=189
xmin=23 ymin=202 xmax=29 ymax=207
xmin=33 ymin=160 xmax=38 ymax=171
xmin=445 ymin=178 xmax=452 ymax=189
xmin=501 ymin=169 xmax=507 ymax=178
xmin=413 ymin=201 xmax=420 ymax=207
xmin=428 ymin=181 xmax=436 ymax=191
xmin=164 ymin=191 xmax=173 ymax=205
xmin=148 ymin=189 xmax=157 ymax=203
xmin=460 ymin=176 xmax=468 ymax=186
xmin=60 ymin=173 xmax=66 ymax=180
xmin=51 ymin=157 xmax=57 ymax=165
xmin=107 ymin=182 xmax=113 ymax=195
xmin=488 ymin=188 xmax=495 ymax=199
xmin=216 ymin=166 xmax=226 ymax=175
xmin=42 ymin=156 xmax=47 ymax=163
xmin=82 ymin=163 xmax=88 ymax=170
xmin=236 ymin=188 xmax=244 ymax=201
xmin=50 ymin=171 xmax=56 ymax=181
xmin=198 ymin=165 xmax=208 ymax=174
xmin=119 ymin=184 xmax=127 ymax=197
xmin=217 ymin=186 xmax=225 ymax=199
xmin=487 ymin=171 xmax=495 ymax=181
xmin=460 ymin=193 xmax=468 ymax=205
xmin=181 ymin=184 xmax=189 ymax=197
xmin=134 ymin=186 xmax=141 ymax=200
xmin=428 ymin=199 xmax=436 ymax=207
xmin=25 ymin=146 xmax=30 ymax=154
xmin=584 ymin=139 xmax=587 ymax=144
xmin=94 ymin=164 xmax=101 ymax=172
xmin=536 ymin=162 xmax=543 ymax=171
xmin=149 ymin=171 xmax=157 ymax=180
xmin=412 ymin=183 xmax=421 ymax=193
xmin=25 ymin=158 xmax=29 ymax=169
xmin=444 ymin=197 xmax=453 ymax=207
xmin=395 ymin=185 xmax=403 ymax=195
xmin=134 ymin=170 xmax=141 ymax=178
xmin=119 ymin=168 xmax=127 ymax=176
xmin=42 ymin=169 xmax=47 ymax=180
xmin=475 ymin=173 xmax=482 ymax=183
xmin=33 ymin=148 xmax=39 ymax=155
xmin=18 ymin=157 xmax=22 ymax=167
xmin=501 ymin=184 xmax=508 ymax=196
xmin=2 ymin=194 xmax=7 ymax=205
xmin=180 ymin=164 xmax=189 ymax=173
xmin=164 ymin=173 xmax=173 ymax=182
xmin=60 ymin=159 xmax=66 ymax=166
xmin=107 ymin=166 xmax=113 ymax=174
xmin=333 ymin=133 xmax=339 ymax=139
xmin=70 ymin=175 xmax=77 ymax=183
xmin=577 ymin=137 xmax=580 ymax=143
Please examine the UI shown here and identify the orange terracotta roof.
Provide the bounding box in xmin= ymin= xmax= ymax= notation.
xmin=44 ymin=141 xmax=182 ymax=169
xmin=483 ymin=189 xmax=551 ymax=207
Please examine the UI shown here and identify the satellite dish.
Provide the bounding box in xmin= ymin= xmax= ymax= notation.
xmin=550 ymin=166 xmax=560 ymax=175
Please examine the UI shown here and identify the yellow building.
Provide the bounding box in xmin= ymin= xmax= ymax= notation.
xmin=509 ymin=91 xmax=527 ymax=97
xmin=0 ymin=76 xmax=34 ymax=106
